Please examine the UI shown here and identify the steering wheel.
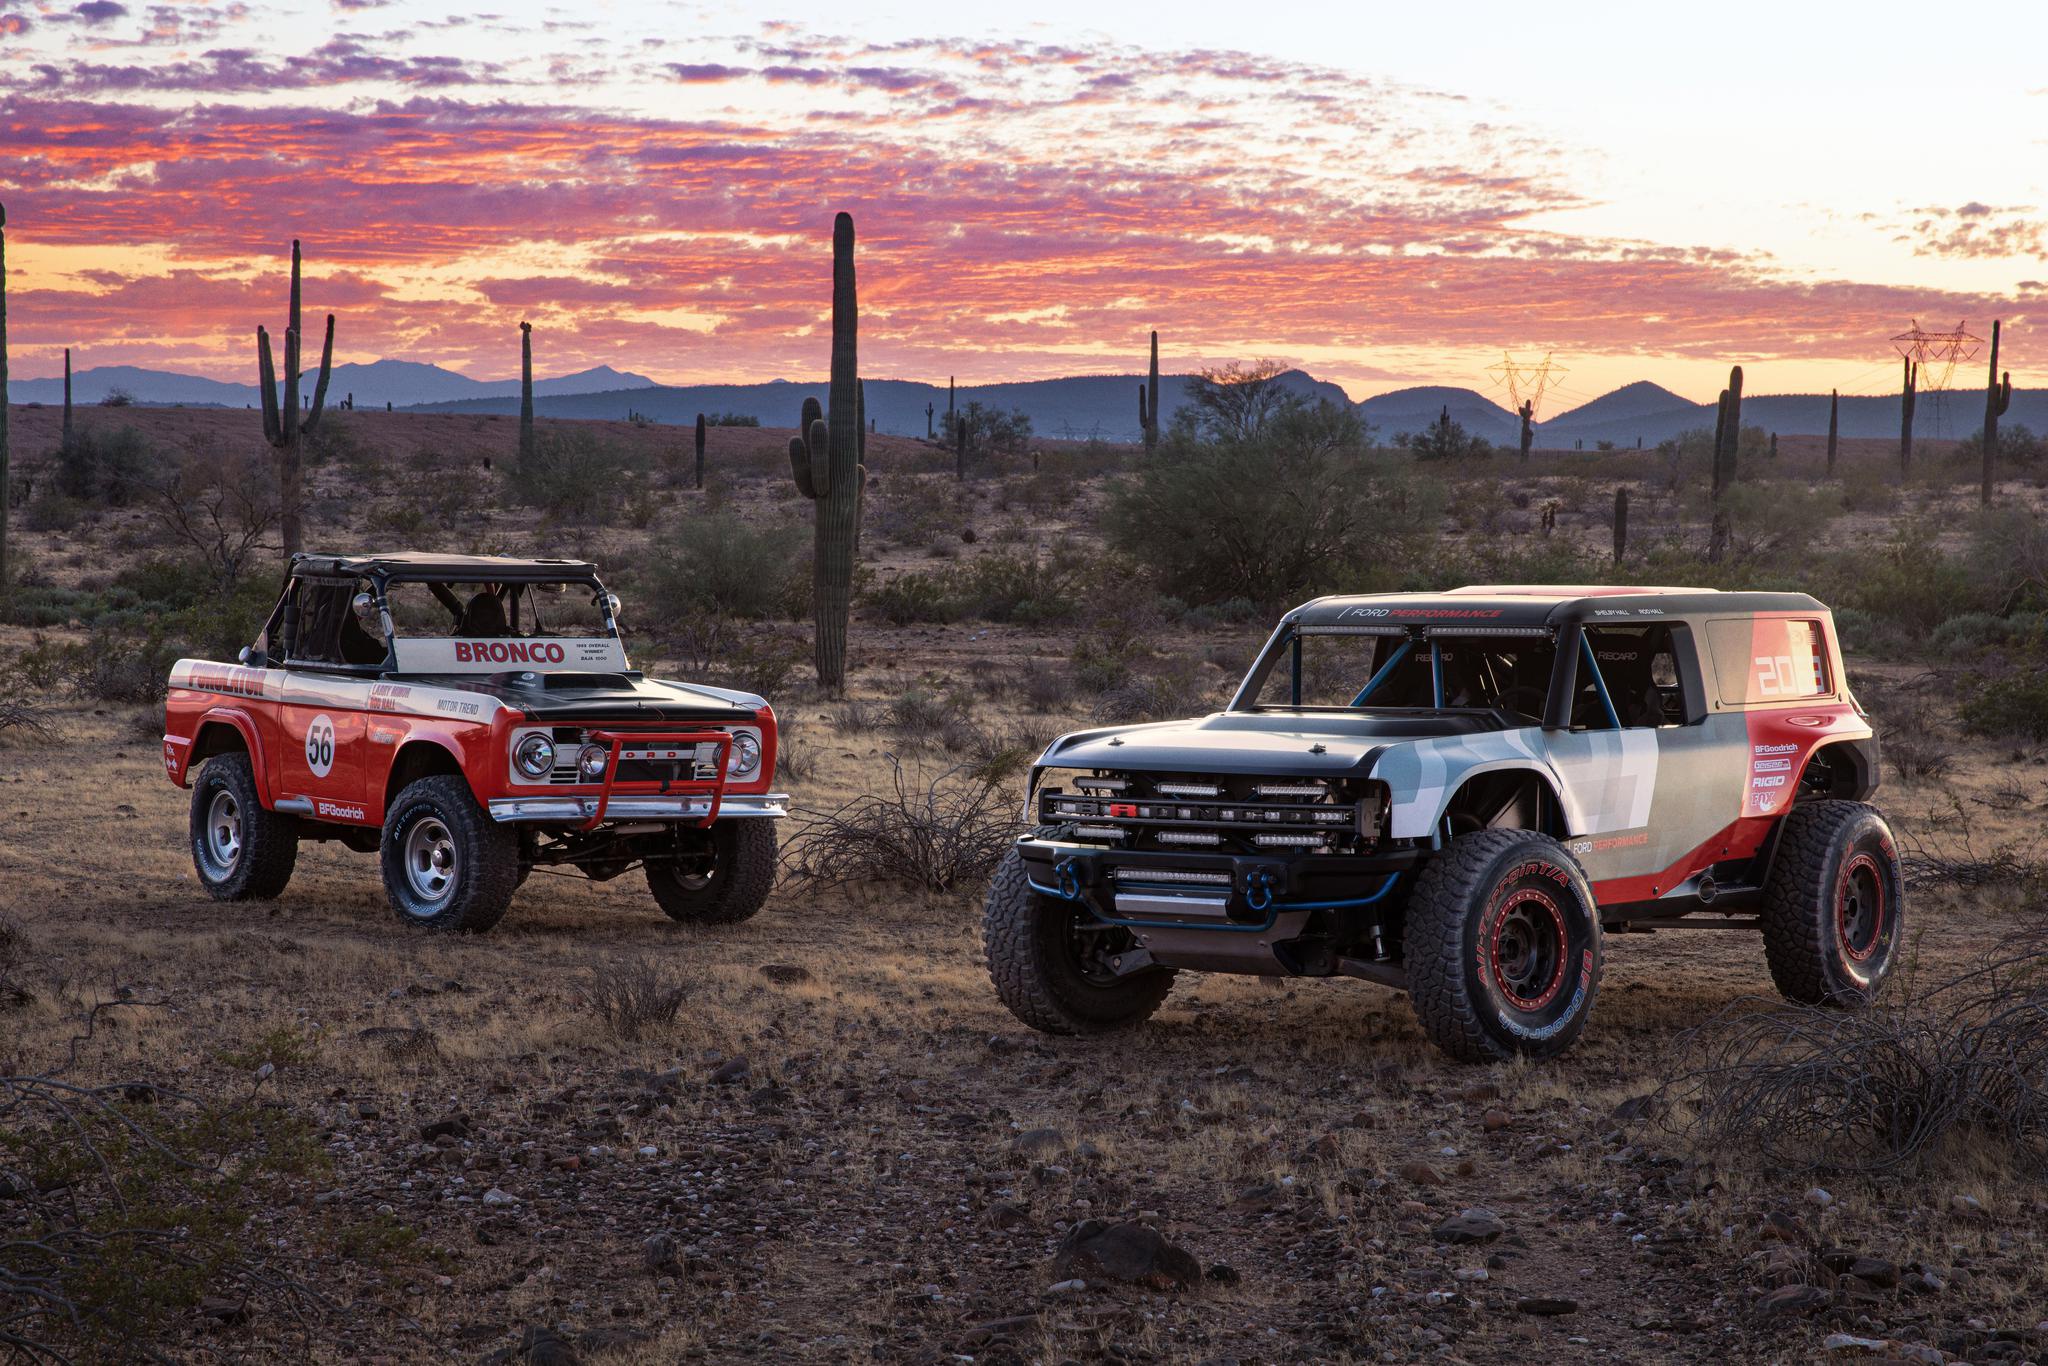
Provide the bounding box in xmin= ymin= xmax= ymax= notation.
xmin=1496 ymin=685 xmax=1547 ymax=722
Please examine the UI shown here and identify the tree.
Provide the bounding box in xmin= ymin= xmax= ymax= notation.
xmin=1400 ymin=405 xmax=1492 ymax=461
xmin=1180 ymin=360 xmax=1296 ymax=442
xmin=152 ymin=447 xmax=281 ymax=590
xmin=941 ymin=401 xmax=1032 ymax=471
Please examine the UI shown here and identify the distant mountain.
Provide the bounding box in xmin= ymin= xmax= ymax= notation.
xmin=1532 ymin=387 xmax=2048 ymax=448
xmin=6 ymin=360 xmax=658 ymax=411
xmin=410 ymin=368 xmax=1356 ymax=442
xmin=1358 ymin=387 xmax=1520 ymax=445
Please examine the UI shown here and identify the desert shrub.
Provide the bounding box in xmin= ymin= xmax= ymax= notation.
xmin=1092 ymin=656 xmax=1217 ymax=723
xmin=1861 ymin=685 xmax=1954 ymax=780
xmin=643 ymin=514 xmax=809 ymax=623
xmin=52 ymin=425 xmax=154 ymax=507
xmin=503 ymin=428 xmax=639 ymax=521
xmin=1823 ymin=522 xmax=1987 ymax=641
xmin=1928 ymin=613 xmax=2014 ymax=654
xmin=887 ymin=687 xmax=971 ymax=748
xmin=1717 ymin=482 xmax=1841 ymax=561
xmin=829 ymin=697 xmax=880 ymax=735
xmin=870 ymin=570 xmax=957 ymax=625
xmin=1020 ymin=660 xmax=1075 ymax=713
xmin=775 ymin=726 xmax=818 ymax=783
xmin=151 ymin=450 xmax=280 ymax=590
xmin=1836 ymin=479 xmax=1899 ymax=515
xmin=0 ymin=696 xmax=52 ymax=742
xmin=869 ymin=551 xmax=1084 ymax=626
xmin=783 ymin=759 xmax=1016 ymax=893
xmin=22 ymin=489 xmax=86 ymax=533
xmin=706 ymin=412 xmax=760 ymax=427
xmin=1398 ymin=413 xmax=1492 ymax=461
xmin=0 ymin=911 xmax=31 ymax=1010
xmin=942 ymin=402 xmax=1034 ymax=470
xmin=1664 ymin=938 xmax=2048 ymax=1175
xmin=583 ymin=958 xmax=691 ymax=1042
xmin=1959 ymin=665 xmax=2048 ymax=741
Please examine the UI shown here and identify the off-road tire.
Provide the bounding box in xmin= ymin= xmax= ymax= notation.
xmin=982 ymin=849 xmax=1175 ymax=1035
xmin=1405 ymin=829 xmax=1604 ymax=1064
xmin=380 ymin=776 xmax=519 ymax=933
xmin=189 ymin=753 xmax=298 ymax=901
xmin=1760 ymin=800 xmax=1903 ymax=1006
xmin=646 ymin=818 xmax=777 ymax=924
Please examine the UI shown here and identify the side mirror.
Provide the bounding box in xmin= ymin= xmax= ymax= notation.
xmin=603 ymin=592 xmax=622 ymax=621
xmin=239 ymin=645 xmax=268 ymax=668
xmin=352 ymin=592 xmax=379 ymax=629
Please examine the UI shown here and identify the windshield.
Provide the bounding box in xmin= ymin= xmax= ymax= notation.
xmin=1248 ymin=629 xmax=1557 ymax=720
xmin=383 ymin=579 xmax=614 ymax=639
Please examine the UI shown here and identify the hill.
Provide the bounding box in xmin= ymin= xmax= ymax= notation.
xmin=5 ymin=360 xmax=657 ymax=411
xmin=1357 ymin=386 xmax=1520 ymax=445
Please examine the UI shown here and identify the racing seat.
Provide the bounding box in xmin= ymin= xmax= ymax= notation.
xmin=461 ymin=590 xmax=510 ymax=638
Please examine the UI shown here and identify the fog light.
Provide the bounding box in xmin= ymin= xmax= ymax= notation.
xmin=513 ymin=733 xmax=556 ymax=779
xmin=728 ymin=732 xmax=761 ymax=778
xmin=578 ymin=743 xmax=611 ymax=781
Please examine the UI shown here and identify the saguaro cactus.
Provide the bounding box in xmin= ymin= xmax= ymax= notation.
xmin=1144 ymin=330 xmax=1160 ymax=453
xmin=257 ymin=240 xmax=335 ymax=557
xmin=948 ymin=376 xmax=954 ymax=417
xmin=858 ymin=378 xmax=867 ymax=461
xmin=955 ymin=404 xmax=968 ymax=481
xmin=925 ymin=401 xmax=934 ymax=439
xmin=1613 ymin=487 xmax=1629 ymax=565
xmin=519 ymin=322 xmax=535 ymax=468
xmin=1826 ymin=389 xmax=1838 ymax=476
xmin=694 ymin=412 xmax=707 ymax=490
xmin=62 ymin=346 xmax=73 ymax=445
xmin=783 ymin=213 xmax=864 ymax=693
xmin=0 ymin=201 xmax=9 ymax=587
xmin=1518 ymin=400 xmax=1533 ymax=460
xmin=1981 ymin=319 xmax=2011 ymax=507
xmin=1708 ymin=365 xmax=1742 ymax=563
xmin=1899 ymin=358 xmax=1918 ymax=481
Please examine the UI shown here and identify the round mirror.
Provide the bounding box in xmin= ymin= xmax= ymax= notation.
xmin=603 ymin=592 xmax=622 ymax=619
xmin=352 ymin=592 xmax=379 ymax=628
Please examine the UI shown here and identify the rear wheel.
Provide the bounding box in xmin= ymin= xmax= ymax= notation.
xmin=646 ymin=818 xmax=777 ymax=924
xmin=983 ymin=850 xmax=1175 ymax=1035
xmin=380 ymin=776 xmax=518 ymax=933
xmin=1404 ymin=830 xmax=1603 ymax=1063
xmin=1761 ymin=800 xmax=1903 ymax=1005
xmin=188 ymin=753 xmax=298 ymax=901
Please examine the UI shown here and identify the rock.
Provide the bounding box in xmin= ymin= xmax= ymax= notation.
xmin=1481 ymin=1109 xmax=1512 ymax=1132
xmin=984 ymin=1201 xmax=1031 ymax=1230
xmin=1821 ymin=1335 xmax=1889 ymax=1356
xmin=482 ymin=1187 xmax=518 ymax=1207
xmin=758 ymin=964 xmax=811 ymax=984
xmin=642 ymin=1231 xmax=677 ymax=1274
xmin=1044 ymin=1279 xmax=1086 ymax=1296
xmin=1807 ymin=1187 xmax=1834 ymax=1208
xmin=1398 ymin=1160 xmax=1448 ymax=1187
xmin=1206 ymin=1263 xmax=1240 ymax=1285
xmin=1949 ymin=1193 xmax=1985 ymax=1218
xmin=1011 ymin=1127 xmax=1068 ymax=1159
xmin=359 ymin=1026 xmax=436 ymax=1057
xmin=1231 ymin=1182 xmax=1287 ymax=1214
xmin=1432 ymin=1208 xmax=1508 ymax=1245
xmin=954 ymin=1316 xmax=1038 ymax=1350
xmin=1052 ymin=1220 xmax=1200 ymax=1291
xmin=1759 ymin=1284 xmax=1830 ymax=1316
xmin=420 ymin=1113 xmax=471 ymax=1142
xmin=515 ymin=1325 xmax=581 ymax=1365
xmin=1516 ymin=1297 xmax=1579 ymax=1316
xmin=198 ymin=1294 xmax=248 ymax=1325
xmin=746 ymin=1084 xmax=789 ymax=1113
xmin=709 ymin=1057 xmax=751 ymax=1085
xmin=1453 ymin=1267 xmax=1489 ymax=1282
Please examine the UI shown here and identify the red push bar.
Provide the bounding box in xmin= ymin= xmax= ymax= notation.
xmin=576 ymin=728 xmax=736 ymax=832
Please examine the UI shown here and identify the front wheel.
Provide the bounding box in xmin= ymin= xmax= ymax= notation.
xmin=189 ymin=753 xmax=298 ymax=901
xmin=380 ymin=776 xmax=519 ymax=933
xmin=982 ymin=850 xmax=1175 ymax=1035
xmin=646 ymin=818 xmax=777 ymax=924
xmin=1760 ymin=800 xmax=1903 ymax=1006
xmin=1403 ymin=830 xmax=1604 ymax=1064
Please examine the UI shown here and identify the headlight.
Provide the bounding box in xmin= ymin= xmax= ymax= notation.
xmin=578 ymin=743 xmax=611 ymax=781
xmin=514 ymin=733 xmax=555 ymax=778
xmin=727 ymin=731 xmax=761 ymax=778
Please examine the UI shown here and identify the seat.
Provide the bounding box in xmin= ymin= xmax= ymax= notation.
xmin=461 ymin=591 xmax=510 ymax=638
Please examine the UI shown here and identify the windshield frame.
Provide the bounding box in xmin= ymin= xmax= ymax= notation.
xmin=1229 ymin=621 xmax=1575 ymax=723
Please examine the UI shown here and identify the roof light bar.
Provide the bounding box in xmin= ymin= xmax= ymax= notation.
xmin=1298 ymin=624 xmax=1411 ymax=636
xmin=1422 ymin=625 xmax=1554 ymax=638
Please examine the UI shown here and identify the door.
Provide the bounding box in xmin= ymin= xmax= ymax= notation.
xmin=274 ymin=578 xmax=375 ymax=823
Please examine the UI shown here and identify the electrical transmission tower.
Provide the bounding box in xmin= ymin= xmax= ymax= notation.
xmin=1485 ymin=352 xmax=1567 ymax=419
xmin=1891 ymin=320 xmax=1981 ymax=436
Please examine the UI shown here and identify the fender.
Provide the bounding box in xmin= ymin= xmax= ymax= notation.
xmin=179 ymin=707 xmax=275 ymax=805
xmin=379 ymin=736 xmax=479 ymax=820
xmin=1370 ymin=731 xmax=1578 ymax=840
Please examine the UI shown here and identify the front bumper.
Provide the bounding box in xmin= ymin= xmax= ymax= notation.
xmin=1017 ymin=835 xmax=1415 ymax=925
xmin=488 ymin=793 xmax=790 ymax=824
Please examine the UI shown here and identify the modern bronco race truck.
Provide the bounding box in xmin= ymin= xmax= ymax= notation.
xmin=985 ymin=586 xmax=1898 ymax=1062
xmin=162 ymin=553 xmax=784 ymax=932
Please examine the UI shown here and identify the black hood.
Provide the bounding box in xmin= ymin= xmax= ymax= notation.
xmin=417 ymin=671 xmax=766 ymax=724
xmin=1036 ymin=709 xmax=1504 ymax=778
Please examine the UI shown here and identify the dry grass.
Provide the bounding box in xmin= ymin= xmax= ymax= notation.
xmin=581 ymin=955 xmax=692 ymax=1041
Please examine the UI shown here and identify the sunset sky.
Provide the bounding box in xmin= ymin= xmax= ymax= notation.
xmin=2 ymin=0 xmax=2043 ymax=411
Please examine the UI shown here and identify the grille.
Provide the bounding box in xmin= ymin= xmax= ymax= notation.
xmin=1039 ymin=773 xmax=1379 ymax=854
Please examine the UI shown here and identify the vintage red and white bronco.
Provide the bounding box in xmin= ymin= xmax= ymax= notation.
xmin=161 ymin=552 xmax=784 ymax=932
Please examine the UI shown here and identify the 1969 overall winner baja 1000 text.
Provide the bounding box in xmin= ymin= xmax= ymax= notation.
xmin=161 ymin=553 xmax=785 ymax=932
xmin=985 ymin=585 xmax=1899 ymax=1063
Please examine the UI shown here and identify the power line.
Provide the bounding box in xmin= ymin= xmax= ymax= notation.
xmin=1484 ymin=352 xmax=1567 ymax=419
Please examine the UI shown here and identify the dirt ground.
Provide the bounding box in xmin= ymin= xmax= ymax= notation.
xmin=2 ymin=409 xmax=2046 ymax=1364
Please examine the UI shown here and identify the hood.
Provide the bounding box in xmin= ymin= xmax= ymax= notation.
xmin=416 ymin=670 xmax=767 ymax=724
xmin=1037 ymin=709 xmax=1505 ymax=778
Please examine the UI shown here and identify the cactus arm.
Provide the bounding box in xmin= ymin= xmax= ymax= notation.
xmin=788 ymin=435 xmax=817 ymax=499
xmin=258 ymin=326 xmax=282 ymax=446
xmin=808 ymin=416 xmax=832 ymax=498
xmin=303 ymin=313 xmax=334 ymax=433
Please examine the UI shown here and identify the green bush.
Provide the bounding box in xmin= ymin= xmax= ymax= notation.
xmin=1928 ymin=613 xmax=2014 ymax=654
xmin=52 ymin=425 xmax=154 ymax=507
xmin=1959 ymin=666 xmax=2048 ymax=740
xmin=503 ymin=428 xmax=641 ymax=521
xmin=642 ymin=514 xmax=809 ymax=622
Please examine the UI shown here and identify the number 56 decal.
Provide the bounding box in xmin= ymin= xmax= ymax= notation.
xmin=305 ymin=714 xmax=336 ymax=777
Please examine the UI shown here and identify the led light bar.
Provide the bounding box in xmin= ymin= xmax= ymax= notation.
xmin=1422 ymin=626 xmax=1554 ymax=638
xmin=1114 ymin=871 xmax=1225 ymax=886
xmin=1074 ymin=776 xmax=1128 ymax=792
xmin=1298 ymin=624 xmax=1409 ymax=636
xmin=1155 ymin=831 xmax=1222 ymax=847
xmin=1156 ymin=782 xmax=1221 ymax=798
xmin=1255 ymin=782 xmax=1328 ymax=798
xmin=1072 ymin=825 xmax=1124 ymax=840
xmin=1254 ymin=833 xmax=1329 ymax=848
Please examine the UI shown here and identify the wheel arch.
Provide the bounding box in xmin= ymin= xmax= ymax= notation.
xmin=1440 ymin=764 xmax=1572 ymax=840
xmin=382 ymin=739 xmax=472 ymax=818
xmin=1801 ymin=736 xmax=1881 ymax=801
xmin=189 ymin=709 xmax=272 ymax=803
xmin=1376 ymin=748 xmax=1571 ymax=840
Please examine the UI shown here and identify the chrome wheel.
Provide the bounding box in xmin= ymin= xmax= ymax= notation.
xmin=402 ymin=817 xmax=458 ymax=911
xmin=201 ymin=789 xmax=243 ymax=877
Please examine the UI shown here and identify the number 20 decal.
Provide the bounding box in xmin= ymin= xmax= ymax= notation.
xmin=1752 ymin=654 xmax=1822 ymax=698
xmin=305 ymin=714 xmax=336 ymax=778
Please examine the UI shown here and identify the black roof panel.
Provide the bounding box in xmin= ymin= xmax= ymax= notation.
xmin=1287 ymin=585 xmax=1826 ymax=629
xmin=292 ymin=551 xmax=600 ymax=580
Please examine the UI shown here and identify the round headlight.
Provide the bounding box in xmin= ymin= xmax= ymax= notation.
xmin=727 ymin=731 xmax=761 ymax=778
xmin=577 ymin=743 xmax=611 ymax=781
xmin=513 ymin=733 xmax=555 ymax=778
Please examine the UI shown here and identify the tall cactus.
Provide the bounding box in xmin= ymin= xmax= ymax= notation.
xmin=1518 ymin=400 xmax=1533 ymax=460
xmin=858 ymin=378 xmax=867 ymax=461
xmin=257 ymin=240 xmax=335 ymax=557
xmin=694 ymin=412 xmax=706 ymax=490
xmin=518 ymin=321 xmax=535 ymax=468
xmin=783 ymin=213 xmax=863 ymax=693
xmin=925 ymin=401 xmax=934 ymax=439
xmin=1144 ymin=329 xmax=1160 ymax=454
xmin=1981 ymin=319 xmax=2010 ymax=507
xmin=0 ymin=201 xmax=9 ymax=588
xmin=1708 ymin=365 xmax=1742 ymax=564
xmin=948 ymin=375 xmax=954 ymax=418
xmin=1899 ymin=357 xmax=1918 ymax=481
xmin=1612 ymin=487 xmax=1629 ymax=565
xmin=955 ymin=403 xmax=967 ymax=481
xmin=1826 ymin=389 xmax=1838 ymax=476
xmin=62 ymin=346 xmax=73 ymax=445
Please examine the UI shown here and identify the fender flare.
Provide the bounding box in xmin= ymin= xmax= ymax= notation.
xmin=1375 ymin=746 xmax=1575 ymax=841
xmin=381 ymin=738 xmax=477 ymax=815
xmin=187 ymin=707 xmax=273 ymax=804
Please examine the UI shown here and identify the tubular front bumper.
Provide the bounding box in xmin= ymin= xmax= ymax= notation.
xmin=1017 ymin=836 xmax=1415 ymax=923
xmin=488 ymin=794 xmax=790 ymax=824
